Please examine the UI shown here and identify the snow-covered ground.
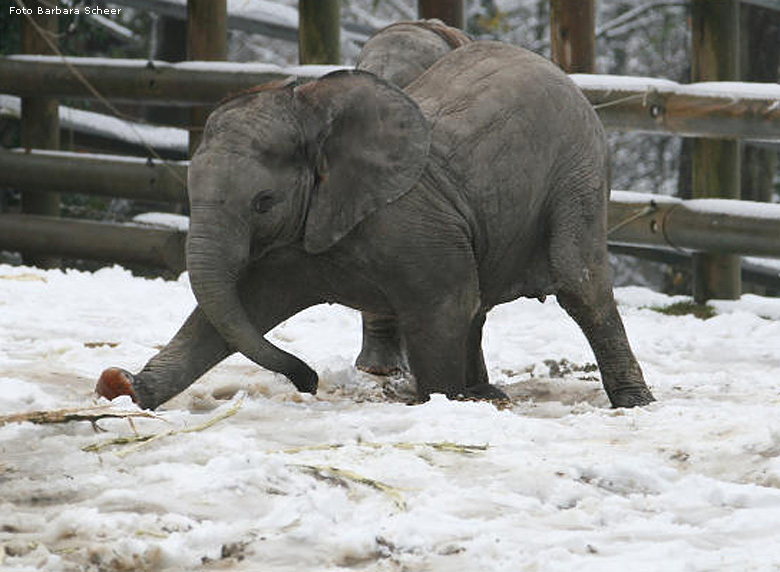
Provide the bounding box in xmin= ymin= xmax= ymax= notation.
xmin=3 ymin=264 xmax=780 ymax=571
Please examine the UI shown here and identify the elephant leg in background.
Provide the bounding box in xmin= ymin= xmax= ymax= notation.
xmin=464 ymin=310 xmax=509 ymax=400
xmin=355 ymin=311 xmax=408 ymax=375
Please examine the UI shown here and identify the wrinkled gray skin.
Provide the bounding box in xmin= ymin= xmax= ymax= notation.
xmin=114 ymin=42 xmax=655 ymax=410
xmin=355 ymin=20 xmax=471 ymax=90
xmin=353 ymin=19 xmax=471 ymax=376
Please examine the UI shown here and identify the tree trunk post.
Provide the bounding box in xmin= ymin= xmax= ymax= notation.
xmin=299 ymin=0 xmax=341 ymax=65
xmin=187 ymin=0 xmax=227 ymax=156
xmin=550 ymin=0 xmax=596 ymax=73
xmin=418 ymin=0 xmax=465 ymax=29
xmin=20 ymin=0 xmax=60 ymax=268
xmin=691 ymin=0 xmax=741 ymax=302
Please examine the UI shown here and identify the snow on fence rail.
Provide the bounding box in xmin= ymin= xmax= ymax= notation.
xmin=0 ymin=95 xmax=187 ymax=158
xmin=608 ymin=191 xmax=780 ymax=258
xmin=577 ymin=75 xmax=780 ymax=141
xmin=0 ymin=56 xmax=344 ymax=106
xmin=0 ymin=56 xmax=779 ymax=140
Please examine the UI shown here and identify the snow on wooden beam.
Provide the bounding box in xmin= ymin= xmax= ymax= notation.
xmin=0 ymin=95 xmax=188 ymax=157
xmin=0 ymin=56 xmax=344 ymax=106
xmin=608 ymin=191 xmax=780 ymax=258
xmin=575 ymin=75 xmax=780 ymax=140
xmin=1 ymin=57 xmax=777 ymax=140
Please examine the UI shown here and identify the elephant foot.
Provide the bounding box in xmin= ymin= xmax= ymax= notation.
xmin=95 ymin=367 xmax=138 ymax=403
xmin=290 ymin=367 xmax=319 ymax=395
xmin=608 ymin=386 xmax=656 ymax=409
xmin=456 ymin=383 xmax=510 ymax=402
xmin=355 ymin=347 xmax=408 ymax=377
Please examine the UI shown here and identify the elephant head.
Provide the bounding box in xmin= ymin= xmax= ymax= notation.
xmin=185 ymin=71 xmax=431 ymax=391
xmin=356 ymin=20 xmax=471 ymax=88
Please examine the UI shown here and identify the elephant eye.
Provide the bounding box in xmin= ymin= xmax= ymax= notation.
xmin=251 ymin=190 xmax=277 ymax=214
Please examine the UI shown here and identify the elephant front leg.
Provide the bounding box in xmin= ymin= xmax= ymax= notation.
xmin=400 ymin=288 xmax=501 ymax=401
xmin=401 ymin=305 xmax=470 ymax=400
xmin=96 ymin=307 xmax=232 ymax=410
xmin=355 ymin=312 xmax=408 ymax=375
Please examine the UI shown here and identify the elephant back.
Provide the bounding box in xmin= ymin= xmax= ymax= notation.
xmin=407 ymin=41 xmax=607 ymax=194
xmin=356 ymin=20 xmax=471 ymax=89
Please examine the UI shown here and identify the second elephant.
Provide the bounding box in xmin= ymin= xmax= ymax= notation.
xmin=354 ymin=19 xmax=471 ymax=375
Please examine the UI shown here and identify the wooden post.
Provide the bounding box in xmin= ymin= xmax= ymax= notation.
xmin=147 ymin=15 xmax=188 ymax=127
xmin=550 ymin=0 xmax=596 ymax=73
xmin=740 ymin=3 xmax=779 ymax=204
xmin=691 ymin=0 xmax=741 ymax=302
xmin=418 ymin=0 xmax=465 ymax=29
xmin=187 ymin=0 xmax=227 ymax=156
xmin=20 ymin=0 xmax=60 ymax=268
xmin=299 ymin=0 xmax=341 ymax=64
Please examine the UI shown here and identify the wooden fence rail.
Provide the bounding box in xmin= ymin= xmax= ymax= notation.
xmin=4 ymin=149 xmax=780 ymax=260
xmin=0 ymin=149 xmax=187 ymax=203
xmin=1 ymin=58 xmax=779 ymax=276
xmin=1 ymin=56 xmax=779 ymax=140
xmin=1 ymin=190 xmax=779 ymax=272
xmin=581 ymin=78 xmax=780 ymax=141
xmin=608 ymin=191 xmax=780 ymax=258
xmin=0 ymin=214 xmax=187 ymax=272
xmin=0 ymin=56 xmax=331 ymax=106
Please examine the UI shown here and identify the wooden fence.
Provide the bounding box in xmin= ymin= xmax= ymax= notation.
xmin=2 ymin=56 xmax=779 ymax=140
xmin=1 ymin=1 xmax=779 ymax=295
xmin=1 ymin=60 xmax=779 ymax=272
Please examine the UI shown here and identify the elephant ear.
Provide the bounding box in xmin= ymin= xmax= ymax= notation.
xmin=294 ymin=70 xmax=431 ymax=254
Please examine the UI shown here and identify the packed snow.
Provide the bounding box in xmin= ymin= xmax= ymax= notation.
xmin=2 ymin=264 xmax=780 ymax=571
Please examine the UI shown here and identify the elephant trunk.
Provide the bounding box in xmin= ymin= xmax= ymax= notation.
xmin=186 ymin=217 xmax=318 ymax=394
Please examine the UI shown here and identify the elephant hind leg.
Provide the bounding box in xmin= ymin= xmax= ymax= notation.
xmin=557 ymin=288 xmax=655 ymax=408
xmin=355 ymin=312 xmax=409 ymax=376
xmin=549 ymin=191 xmax=655 ymax=408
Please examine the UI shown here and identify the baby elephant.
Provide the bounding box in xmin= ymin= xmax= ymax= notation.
xmin=97 ymin=41 xmax=655 ymax=409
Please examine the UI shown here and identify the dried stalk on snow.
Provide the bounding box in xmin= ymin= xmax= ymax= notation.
xmin=0 ymin=405 xmax=157 ymax=427
xmin=279 ymin=441 xmax=488 ymax=456
xmin=83 ymin=397 xmax=245 ymax=456
xmin=294 ymin=464 xmax=408 ymax=511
